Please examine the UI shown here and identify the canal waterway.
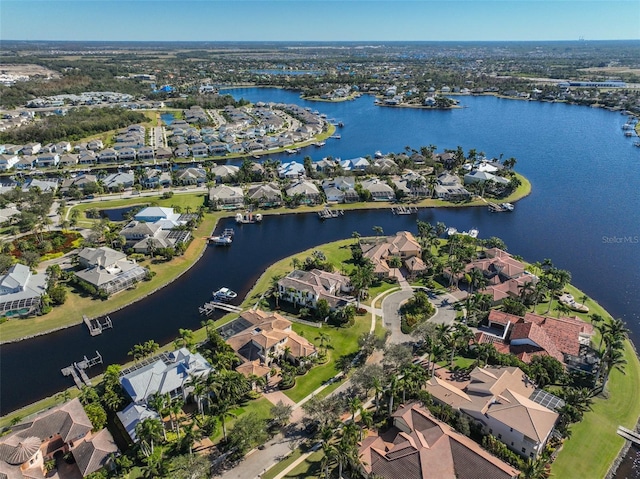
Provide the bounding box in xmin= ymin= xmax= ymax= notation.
xmin=2 ymin=88 xmax=639 ymax=473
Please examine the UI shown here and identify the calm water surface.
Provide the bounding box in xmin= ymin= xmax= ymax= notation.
xmin=2 ymin=91 xmax=639 ymax=475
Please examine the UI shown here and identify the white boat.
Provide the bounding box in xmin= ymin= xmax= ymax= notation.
xmin=209 ymin=235 xmax=232 ymax=246
xmin=466 ymin=228 xmax=479 ymax=238
xmin=286 ymin=148 xmax=299 ymax=154
xmin=374 ymin=150 xmax=383 ymax=158
xmin=213 ymin=287 xmax=237 ymax=301
xmin=500 ymin=202 xmax=515 ymax=211
xmin=446 ymin=227 xmax=458 ymax=236
xmin=236 ymin=212 xmax=263 ymax=224
xmin=314 ymin=141 xmax=326 ymax=147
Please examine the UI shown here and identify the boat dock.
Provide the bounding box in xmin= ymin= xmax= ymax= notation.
xmin=61 ymin=351 xmax=103 ymax=389
xmin=199 ymin=301 xmax=242 ymax=316
xmin=617 ymin=425 xmax=640 ymax=446
xmin=83 ymin=314 xmax=113 ymax=336
xmin=391 ymin=206 xmax=418 ymax=215
xmin=318 ymin=208 xmax=344 ymax=219
xmin=488 ymin=202 xmax=514 ymax=213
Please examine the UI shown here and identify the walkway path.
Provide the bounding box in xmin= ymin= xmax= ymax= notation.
xmin=219 ymin=275 xmax=460 ymax=478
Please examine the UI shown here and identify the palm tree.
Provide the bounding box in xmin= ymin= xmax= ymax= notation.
xmin=372 ymin=376 xmax=383 ymax=415
xmin=146 ymin=393 xmax=168 ymax=439
xmin=135 ymin=418 xmax=163 ymax=457
xmin=348 ymin=396 xmax=362 ymax=422
xmin=554 ymin=302 xmax=572 ymax=318
xmin=372 ymin=225 xmax=384 ymax=241
xmin=316 ymin=331 xmax=332 ymax=356
xmin=168 ymin=397 xmax=184 ymax=438
xmin=181 ymin=420 xmax=204 ymax=455
xmin=520 ymin=457 xmax=551 ymax=479
xmin=590 ymin=314 xmax=606 ymax=352
xmin=186 ymin=373 xmax=208 ymax=419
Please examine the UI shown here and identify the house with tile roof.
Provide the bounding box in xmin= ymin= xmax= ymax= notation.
xmin=359 ymin=402 xmax=520 ymax=479
xmin=226 ymin=310 xmax=317 ymax=371
xmin=445 ymin=248 xmax=535 ymax=305
xmin=0 ymin=398 xmax=118 ymax=478
xmin=360 ymin=231 xmax=424 ymax=279
xmin=277 ymin=269 xmax=353 ymax=310
xmin=476 ymin=310 xmax=595 ymax=367
xmin=426 ymin=366 xmax=558 ymax=458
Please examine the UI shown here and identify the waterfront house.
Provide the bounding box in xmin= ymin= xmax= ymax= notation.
xmin=359 ymin=402 xmax=520 ymax=479
xmin=278 ymin=161 xmax=305 ymax=179
xmin=116 ymin=348 xmax=212 ymax=441
xmin=176 ymin=167 xmax=207 ymax=185
xmin=361 ymin=231 xmax=423 ymax=278
xmin=277 ymin=269 xmax=353 ymax=310
xmin=360 ymin=178 xmax=395 ymax=201
xmin=476 ymin=310 xmax=595 ymax=369
xmin=119 ymin=347 xmax=213 ymax=405
xmin=14 ymin=155 xmax=36 ymax=170
xmin=190 ymin=142 xmax=209 ymax=158
xmin=0 ymin=154 xmax=19 ymax=170
xmin=97 ymin=148 xmax=118 ymax=163
xmin=445 ymin=248 xmax=531 ymax=304
xmin=434 ymin=172 xmax=471 ymax=201
xmin=464 ymin=170 xmax=510 ymax=186
xmin=285 ymin=180 xmax=321 ymax=205
xmin=426 ymin=366 xmax=559 ymax=458
xmin=227 ymin=309 xmax=317 ymax=368
xmin=140 ymin=168 xmax=172 ymax=189
xmin=102 ymin=172 xmax=134 ymax=191
xmin=208 ymin=185 xmax=244 ymax=209
xmin=75 ymin=246 xmax=148 ymax=295
xmin=0 ymin=398 xmax=118 ymax=478
xmin=24 ymin=178 xmax=59 ymax=193
xmin=58 ymin=153 xmax=79 ymax=167
xmin=0 ymin=263 xmax=47 ymax=318
xmin=135 ymin=146 xmax=154 ymax=161
xmin=134 ymin=206 xmax=181 ymax=224
xmin=78 ymin=150 xmax=97 ymax=165
xmin=246 ymin=183 xmax=283 ymax=207
xmin=210 ymin=164 xmax=239 ymax=182
xmin=34 ymin=152 xmax=60 ymax=168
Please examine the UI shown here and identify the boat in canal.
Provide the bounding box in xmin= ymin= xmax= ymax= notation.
xmin=209 ymin=235 xmax=232 ymax=246
xmin=236 ymin=211 xmax=263 ymax=224
xmin=213 ymin=287 xmax=237 ymax=301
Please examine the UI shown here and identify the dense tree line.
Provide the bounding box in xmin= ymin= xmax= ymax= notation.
xmin=0 ymin=107 xmax=147 ymax=144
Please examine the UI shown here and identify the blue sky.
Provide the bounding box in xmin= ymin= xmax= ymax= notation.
xmin=1 ymin=1 xmax=639 ymax=42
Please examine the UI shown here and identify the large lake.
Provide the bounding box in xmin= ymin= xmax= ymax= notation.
xmin=2 ymin=90 xmax=639 ymax=433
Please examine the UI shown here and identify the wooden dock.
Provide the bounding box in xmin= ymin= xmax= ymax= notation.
xmin=391 ymin=206 xmax=418 ymax=215
xmin=617 ymin=425 xmax=640 ymax=446
xmin=61 ymin=351 xmax=103 ymax=389
xmin=199 ymin=301 xmax=242 ymax=316
xmin=83 ymin=315 xmax=113 ymax=336
xmin=318 ymin=208 xmax=344 ymax=220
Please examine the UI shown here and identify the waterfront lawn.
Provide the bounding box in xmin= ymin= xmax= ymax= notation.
xmin=551 ymin=340 xmax=640 ymax=478
xmin=71 ymin=192 xmax=207 ymax=219
xmin=285 ymin=317 xmax=371 ymax=403
xmin=0 ymin=213 xmax=220 ymax=343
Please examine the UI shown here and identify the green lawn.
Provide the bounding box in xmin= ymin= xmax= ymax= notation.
xmin=285 ymin=317 xmax=371 ymax=403
xmin=551 ymin=341 xmax=640 ymax=478
xmin=209 ymin=397 xmax=273 ymax=443
xmin=282 ymin=450 xmax=324 ymax=479
xmin=71 ymin=192 xmax=207 ymax=219
xmin=262 ymin=447 xmax=306 ymax=479
xmin=0 ymin=213 xmax=221 ymax=343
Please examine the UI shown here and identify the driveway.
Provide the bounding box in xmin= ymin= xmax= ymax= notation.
xmin=382 ymin=288 xmax=459 ymax=344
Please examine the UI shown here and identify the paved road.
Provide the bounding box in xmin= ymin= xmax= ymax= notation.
xmin=383 ymin=288 xmax=459 ymax=344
